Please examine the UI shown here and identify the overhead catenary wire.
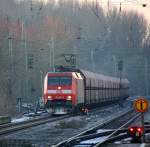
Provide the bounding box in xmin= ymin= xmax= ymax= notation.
xmin=99 ymin=0 xmax=150 ymax=7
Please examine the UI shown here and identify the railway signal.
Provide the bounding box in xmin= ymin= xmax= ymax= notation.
xmin=134 ymin=98 xmax=148 ymax=113
xmin=118 ymin=60 xmax=123 ymax=71
xmin=128 ymin=126 xmax=143 ymax=143
xmin=28 ymin=54 xmax=34 ymax=69
xmin=134 ymin=98 xmax=149 ymax=142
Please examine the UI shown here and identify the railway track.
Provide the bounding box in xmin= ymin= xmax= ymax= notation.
xmin=0 ymin=115 xmax=71 ymax=136
xmin=53 ymin=109 xmax=140 ymax=147
xmin=0 ymin=103 xmax=128 ymax=137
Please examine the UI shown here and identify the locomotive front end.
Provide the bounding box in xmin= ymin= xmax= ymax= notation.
xmin=44 ymin=72 xmax=75 ymax=115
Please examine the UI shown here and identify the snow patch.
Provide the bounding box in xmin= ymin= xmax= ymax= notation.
xmin=11 ymin=116 xmax=30 ymax=123
xmin=80 ymin=136 xmax=108 ymax=144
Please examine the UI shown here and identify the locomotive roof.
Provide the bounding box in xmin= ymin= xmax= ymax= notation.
xmin=47 ymin=71 xmax=73 ymax=74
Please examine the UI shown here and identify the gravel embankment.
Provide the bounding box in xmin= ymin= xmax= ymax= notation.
xmin=3 ymin=101 xmax=132 ymax=146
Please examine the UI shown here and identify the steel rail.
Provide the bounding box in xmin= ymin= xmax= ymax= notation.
xmin=94 ymin=122 xmax=150 ymax=146
xmin=0 ymin=103 xmax=125 ymax=137
xmin=0 ymin=115 xmax=51 ymax=130
xmin=65 ymin=113 xmax=140 ymax=147
xmin=0 ymin=115 xmax=71 ymax=136
xmin=53 ymin=109 xmax=137 ymax=147
xmin=93 ymin=113 xmax=140 ymax=146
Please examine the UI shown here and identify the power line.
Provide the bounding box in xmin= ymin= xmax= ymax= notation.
xmin=98 ymin=0 xmax=150 ymax=7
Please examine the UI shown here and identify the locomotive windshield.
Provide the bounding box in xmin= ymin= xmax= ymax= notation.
xmin=48 ymin=76 xmax=72 ymax=86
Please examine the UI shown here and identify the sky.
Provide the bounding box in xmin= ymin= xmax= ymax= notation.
xmin=108 ymin=0 xmax=150 ymax=24
xmin=95 ymin=0 xmax=150 ymax=24
xmin=30 ymin=0 xmax=150 ymax=24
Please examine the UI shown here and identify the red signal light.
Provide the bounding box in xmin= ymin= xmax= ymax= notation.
xmin=129 ymin=127 xmax=143 ymax=133
xmin=128 ymin=126 xmax=143 ymax=142
xmin=137 ymin=127 xmax=142 ymax=132
xmin=130 ymin=127 xmax=134 ymax=132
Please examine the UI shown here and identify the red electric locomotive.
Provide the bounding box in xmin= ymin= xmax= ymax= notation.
xmin=43 ymin=69 xmax=129 ymax=115
xmin=44 ymin=72 xmax=84 ymax=114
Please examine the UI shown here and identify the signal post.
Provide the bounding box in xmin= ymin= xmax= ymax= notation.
xmin=134 ymin=98 xmax=149 ymax=142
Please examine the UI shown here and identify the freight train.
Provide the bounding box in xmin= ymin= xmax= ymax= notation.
xmin=43 ymin=69 xmax=129 ymax=115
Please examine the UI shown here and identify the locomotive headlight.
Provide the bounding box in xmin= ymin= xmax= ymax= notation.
xmin=67 ymin=96 xmax=72 ymax=100
xmin=58 ymin=86 xmax=61 ymax=90
xmin=48 ymin=96 xmax=52 ymax=99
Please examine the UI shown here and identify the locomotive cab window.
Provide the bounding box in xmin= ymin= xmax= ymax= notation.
xmin=48 ymin=76 xmax=72 ymax=86
xmin=48 ymin=77 xmax=59 ymax=86
xmin=60 ymin=77 xmax=72 ymax=85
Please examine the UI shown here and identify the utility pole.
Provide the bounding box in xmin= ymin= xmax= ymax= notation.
xmin=40 ymin=70 xmax=43 ymax=98
xmin=21 ymin=21 xmax=29 ymax=101
xmin=118 ymin=59 xmax=123 ymax=89
xmin=8 ymin=35 xmax=13 ymax=95
xmin=145 ymin=57 xmax=148 ymax=96
xmin=48 ymin=37 xmax=55 ymax=72
xmin=25 ymin=30 xmax=29 ymax=101
xmin=119 ymin=2 xmax=122 ymax=13
xmin=91 ymin=49 xmax=95 ymax=72
xmin=51 ymin=37 xmax=55 ymax=72
xmin=112 ymin=56 xmax=117 ymax=77
xmin=48 ymin=42 xmax=51 ymax=71
xmin=108 ymin=0 xmax=110 ymax=11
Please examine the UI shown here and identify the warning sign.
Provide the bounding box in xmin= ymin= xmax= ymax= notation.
xmin=134 ymin=98 xmax=149 ymax=113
